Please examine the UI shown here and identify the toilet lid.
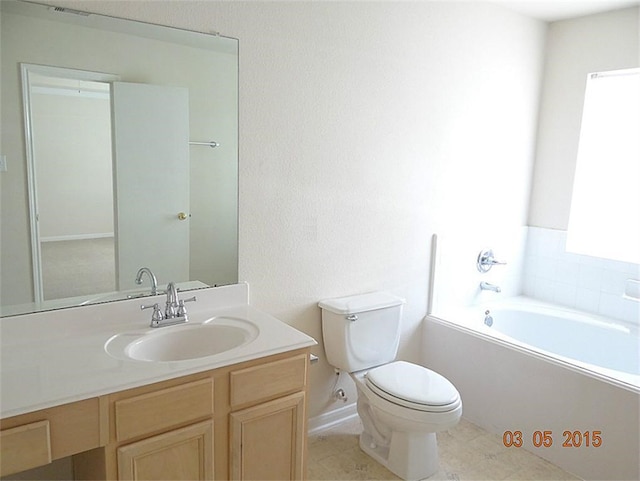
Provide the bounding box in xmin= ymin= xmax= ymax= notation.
xmin=366 ymin=361 xmax=460 ymax=411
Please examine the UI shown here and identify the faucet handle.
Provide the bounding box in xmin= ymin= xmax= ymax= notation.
xmin=177 ymin=296 xmax=197 ymax=318
xmin=141 ymin=302 xmax=164 ymax=324
xmin=477 ymin=248 xmax=507 ymax=273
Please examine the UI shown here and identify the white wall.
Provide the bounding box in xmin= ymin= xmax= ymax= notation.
xmin=11 ymin=1 xmax=546 ymax=420
xmin=32 ymin=93 xmax=114 ymax=240
xmin=231 ymin=1 xmax=545 ymax=420
xmin=529 ymin=7 xmax=639 ymax=230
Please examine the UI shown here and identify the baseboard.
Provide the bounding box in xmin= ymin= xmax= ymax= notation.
xmin=307 ymin=402 xmax=358 ymax=435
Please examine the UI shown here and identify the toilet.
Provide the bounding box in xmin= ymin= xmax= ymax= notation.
xmin=319 ymin=291 xmax=462 ymax=481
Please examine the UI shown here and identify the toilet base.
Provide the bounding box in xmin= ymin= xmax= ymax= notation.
xmin=359 ymin=430 xmax=439 ymax=481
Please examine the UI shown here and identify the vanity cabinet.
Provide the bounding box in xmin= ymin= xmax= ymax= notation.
xmin=1 ymin=283 xmax=316 ymax=480
xmin=0 ymin=348 xmax=312 ymax=481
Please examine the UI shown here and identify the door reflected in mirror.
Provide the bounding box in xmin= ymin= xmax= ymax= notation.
xmin=0 ymin=0 xmax=239 ymax=316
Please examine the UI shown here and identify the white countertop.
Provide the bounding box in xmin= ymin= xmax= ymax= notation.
xmin=0 ymin=283 xmax=317 ymax=418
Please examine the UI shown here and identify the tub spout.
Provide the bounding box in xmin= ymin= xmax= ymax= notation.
xmin=480 ymin=281 xmax=501 ymax=293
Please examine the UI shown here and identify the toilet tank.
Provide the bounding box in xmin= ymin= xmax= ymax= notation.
xmin=319 ymin=292 xmax=405 ymax=372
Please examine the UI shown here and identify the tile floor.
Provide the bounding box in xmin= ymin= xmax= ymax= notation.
xmin=308 ymin=417 xmax=581 ymax=481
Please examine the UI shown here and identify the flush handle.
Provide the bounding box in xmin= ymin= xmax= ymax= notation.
xmin=346 ymin=314 xmax=358 ymax=322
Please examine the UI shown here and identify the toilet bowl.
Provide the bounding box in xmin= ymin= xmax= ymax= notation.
xmin=319 ymin=292 xmax=462 ymax=481
xmin=351 ymin=362 xmax=462 ymax=480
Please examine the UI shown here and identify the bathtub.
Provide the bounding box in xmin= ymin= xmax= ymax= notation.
xmin=424 ymin=297 xmax=639 ymax=480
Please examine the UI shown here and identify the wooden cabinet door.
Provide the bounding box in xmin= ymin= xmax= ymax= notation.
xmin=230 ymin=392 xmax=305 ymax=481
xmin=117 ymin=420 xmax=213 ymax=481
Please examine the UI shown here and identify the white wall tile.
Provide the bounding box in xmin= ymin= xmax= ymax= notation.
xmin=600 ymin=269 xmax=629 ymax=295
xmin=537 ymin=256 xmax=558 ymax=280
xmin=557 ymin=259 xmax=579 ymax=285
xmin=553 ymin=281 xmax=577 ymax=307
xmin=523 ymin=227 xmax=639 ymax=323
xmin=435 ymin=226 xmax=639 ymax=324
xmin=575 ymin=287 xmax=600 ymax=312
xmin=534 ymin=279 xmax=556 ymax=302
xmin=578 ymin=264 xmax=602 ymax=290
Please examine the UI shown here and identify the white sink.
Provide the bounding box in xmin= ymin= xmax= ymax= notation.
xmin=105 ymin=317 xmax=259 ymax=362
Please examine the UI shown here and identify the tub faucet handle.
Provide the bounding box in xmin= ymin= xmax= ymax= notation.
xmin=477 ymin=249 xmax=507 ymax=273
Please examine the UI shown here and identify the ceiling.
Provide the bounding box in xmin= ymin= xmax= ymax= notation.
xmin=494 ymin=0 xmax=640 ymax=22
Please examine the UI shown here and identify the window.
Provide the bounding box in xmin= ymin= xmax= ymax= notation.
xmin=566 ymin=68 xmax=640 ymax=264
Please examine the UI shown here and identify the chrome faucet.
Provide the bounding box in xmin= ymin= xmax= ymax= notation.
xmin=164 ymin=281 xmax=179 ymax=319
xmin=135 ymin=267 xmax=158 ymax=295
xmin=141 ymin=281 xmax=196 ymax=328
xmin=480 ymin=281 xmax=501 ymax=293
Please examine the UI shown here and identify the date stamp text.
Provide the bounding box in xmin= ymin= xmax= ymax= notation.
xmin=502 ymin=430 xmax=602 ymax=448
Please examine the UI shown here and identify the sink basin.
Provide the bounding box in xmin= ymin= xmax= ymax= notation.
xmin=105 ymin=317 xmax=259 ymax=362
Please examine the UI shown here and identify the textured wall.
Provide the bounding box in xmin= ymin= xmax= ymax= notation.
xmin=19 ymin=0 xmax=546 ymax=420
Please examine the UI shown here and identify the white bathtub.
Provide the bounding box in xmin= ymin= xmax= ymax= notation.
xmin=454 ymin=298 xmax=639 ymax=389
xmin=424 ymin=297 xmax=640 ymax=480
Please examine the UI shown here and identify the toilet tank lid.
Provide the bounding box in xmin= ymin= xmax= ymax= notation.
xmin=318 ymin=291 xmax=405 ymax=315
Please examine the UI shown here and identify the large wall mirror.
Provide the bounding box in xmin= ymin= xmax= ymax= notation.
xmin=0 ymin=0 xmax=239 ymax=317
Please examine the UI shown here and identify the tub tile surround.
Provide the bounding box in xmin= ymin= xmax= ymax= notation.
xmin=432 ymin=226 xmax=639 ymax=325
xmin=524 ymin=226 xmax=640 ymax=324
xmin=430 ymin=227 xmax=529 ymax=314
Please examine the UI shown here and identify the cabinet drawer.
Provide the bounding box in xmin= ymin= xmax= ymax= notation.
xmin=115 ymin=378 xmax=213 ymax=442
xmin=0 ymin=420 xmax=52 ymax=476
xmin=230 ymin=354 xmax=307 ymax=409
xmin=0 ymin=397 xmax=103 ymax=470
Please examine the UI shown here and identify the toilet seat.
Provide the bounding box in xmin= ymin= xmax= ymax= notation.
xmin=365 ymin=361 xmax=461 ymax=413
